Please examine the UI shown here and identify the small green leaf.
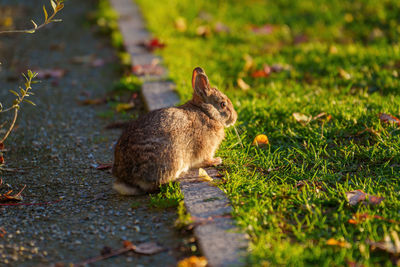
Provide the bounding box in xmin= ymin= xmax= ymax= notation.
xmin=31 ymin=20 xmax=38 ymax=29
xmin=51 ymin=19 xmax=62 ymax=22
xmin=9 ymin=90 xmax=20 ymax=98
xmin=43 ymin=5 xmax=48 ymax=21
xmin=50 ymin=0 xmax=57 ymax=11
xmin=24 ymin=99 xmax=36 ymax=106
xmin=20 ymin=88 xmax=26 ymax=96
xmin=27 ymin=70 xmax=33 ymax=78
xmin=25 ymin=29 xmax=36 ymax=34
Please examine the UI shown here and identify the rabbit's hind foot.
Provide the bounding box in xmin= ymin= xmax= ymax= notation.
xmin=113 ymin=181 xmax=145 ymax=196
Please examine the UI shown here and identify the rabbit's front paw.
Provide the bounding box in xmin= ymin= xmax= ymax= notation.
xmin=203 ymin=157 xmax=222 ymax=166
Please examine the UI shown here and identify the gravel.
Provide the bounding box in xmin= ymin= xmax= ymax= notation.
xmin=0 ymin=0 xmax=193 ymax=265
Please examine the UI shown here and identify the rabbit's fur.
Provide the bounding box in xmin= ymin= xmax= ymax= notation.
xmin=112 ymin=67 xmax=237 ymax=195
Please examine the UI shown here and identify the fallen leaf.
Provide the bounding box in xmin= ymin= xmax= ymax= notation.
xmin=214 ymin=22 xmax=230 ymax=33
xmin=95 ymin=163 xmax=113 ymax=171
xmin=348 ymin=213 xmax=393 ymax=225
xmin=243 ymin=54 xmax=254 ymax=72
xmin=177 ymin=256 xmax=208 ymax=267
xmin=296 ymin=180 xmax=325 ymax=192
xmin=0 ymin=155 xmax=4 ymax=164
xmin=132 ymin=59 xmax=164 ymax=76
xmin=115 ymin=102 xmax=134 ymax=112
xmin=326 ymin=238 xmax=351 ymax=248
xmin=198 ymin=168 xmax=213 ymax=182
xmin=91 ymin=58 xmax=105 ymax=67
xmin=339 ymin=68 xmax=351 ymax=80
xmin=252 ymin=134 xmax=269 ymax=146
xmin=0 ymin=227 xmax=6 ymax=238
xmin=270 ymin=63 xmax=291 ymax=73
xmin=79 ymin=98 xmax=106 ymax=106
xmin=196 ymin=25 xmax=211 ymax=37
xmin=174 ymin=17 xmax=187 ymax=32
xmin=379 ymin=113 xmax=400 ymax=126
xmin=293 ymin=112 xmax=312 ymax=124
xmin=36 ymin=68 xmax=66 ymax=79
xmin=237 ymin=78 xmax=250 ymax=90
xmin=139 ymin=38 xmax=166 ymax=51
xmin=0 ymin=184 xmax=26 ymax=202
xmin=368 ymin=231 xmax=400 ymax=255
xmin=251 ymin=24 xmax=274 ymax=35
xmin=251 ymin=65 xmax=271 ymax=78
xmin=345 ymin=190 xmax=384 ymax=206
xmin=133 ymin=242 xmax=165 ymax=255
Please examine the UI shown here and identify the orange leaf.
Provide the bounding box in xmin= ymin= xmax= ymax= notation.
xmin=252 ymin=134 xmax=269 ymax=146
xmin=251 ymin=70 xmax=268 ymax=78
xmin=326 ymin=238 xmax=351 ymax=248
xmin=177 ymin=256 xmax=208 ymax=267
xmin=379 ymin=113 xmax=400 ymax=126
xmin=0 ymin=155 xmax=4 ymax=164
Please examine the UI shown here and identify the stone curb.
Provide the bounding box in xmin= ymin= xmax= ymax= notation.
xmin=109 ymin=0 xmax=248 ymax=266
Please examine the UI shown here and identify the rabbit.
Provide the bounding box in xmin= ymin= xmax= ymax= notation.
xmin=112 ymin=67 xmax=237 ymax=195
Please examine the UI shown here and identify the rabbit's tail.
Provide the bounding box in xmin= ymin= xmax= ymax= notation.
xmin=113 ymin=181 xmax=144 ymax=195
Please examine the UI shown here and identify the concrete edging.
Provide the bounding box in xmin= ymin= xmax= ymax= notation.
xmin=109 ymin=0 xmax=248 ymax=266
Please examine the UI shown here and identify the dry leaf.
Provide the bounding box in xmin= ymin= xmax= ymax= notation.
xmin=237 ymin=78 xmax=250 ymax=90
xmin=198 ymin=168 xmax=213 ymax=182
xmin=95 ymin=163 xmax=113 ymax=171
xmin=214 ymin=22 xmax=230 ymax=33
xmin=115 ymin=102 xmax=134 ymax=112
xmin=348 ymin=213 xmax=391 ymax=225
xmin=36 ymin=68 xmax=66 ymax=79
xmin=339 ymin=68 xmax=351 ymax=80
xmin=252 ymin=134 xmax=269 ymax=146
xmin=251 ymin=24 xmax=274 ymax=35
xmin=177 ymin=256 xmax=208 ymax=267
xmin=367 ymin=231 xmax=400 ymax=255
xmin=326 ymin=238 xmax=351 ymax=248
xmin=345 ymin=190 xmax=384 ymax=206
xmin=133 ymin=242 xmax=165 ymax=255
xmin=0 ymin=184 xmax=26 ymax=202
xmin=196 ymin=25 xmax=211 ymax=37
xmin=132 ymin=59 xmax=164 ymax=76
xmin=174 ymin=17 xmax=187 ymax=32
xmin=243 ymin=54 xmax=254 ymax=72
xmin=0 ymin=227 xmax=6 ymax=238
xmin=79 ymin=98 xmax=106 ymax=106
xmin=379 ymin=113 xmax=400 ymax=126
xmin=139 ymin=38 xmax=166 ymax=51
xmin=293 ymin=113 xmax=312 ymax=124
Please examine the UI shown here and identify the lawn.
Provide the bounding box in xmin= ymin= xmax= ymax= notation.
xmin=133 ymin=0 xmax=400 ymax=265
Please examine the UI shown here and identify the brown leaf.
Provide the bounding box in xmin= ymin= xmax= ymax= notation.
xmin=296 ymin=180 xmax=325 ymax=192
xmin=96 ymin=163 xmax=113 ymax=171
xmin=345 ymin=190 xmax=384 ymax=206
xmin=132 ymin=60 xmax=164 ymax=76
xmin=326 ymin=238 xmax=351 ymax=248
xmin=214 ymin=22 xmax=230 ymax=33
xmin=251 ymin=24 xmax=274 ymax=35
xmin=177 ymin=256 xmax=208 ymax=267
xmin=36 ymin=68 xmax=66 ymax=79
xmin=237 ymin=78 xmax=250 ymax=91
xmin=196 ymin=25 xmax=211 ymax=37
xmin=0 ymin=184 xmax=26 ymax=202
xmin=78 ymin=98 xmax=106 ymax=106
xmin=133 ymin=242 xmax=165 ymax=255
xmin=367 ymin=231 xmax=400 ymax=255
xmin=379 ymin=113 xmax=400 ymax=126
xmin=252 ymin=134 xmax=269 ymax=147
xmin=293 ymin=113 xmax=312 ymax=124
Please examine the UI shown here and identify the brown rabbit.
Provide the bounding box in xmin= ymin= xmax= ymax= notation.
xmin=112 ymin=67 xmax=237 ymax=195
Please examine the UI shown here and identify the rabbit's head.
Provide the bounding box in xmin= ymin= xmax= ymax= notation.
xmin=191 ymin=67 xmax=237 ymax=127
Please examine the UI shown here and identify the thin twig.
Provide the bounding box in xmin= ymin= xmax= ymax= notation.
xmin=0 ymin=108 xmax=18 ymax=144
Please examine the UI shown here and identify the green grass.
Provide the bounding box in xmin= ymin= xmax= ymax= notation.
xmin=133 ymin=0 xmax=400 ymax=265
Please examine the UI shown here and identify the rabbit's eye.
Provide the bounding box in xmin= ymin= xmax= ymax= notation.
xmin=220 ymin=101 xmax=226 ymax=108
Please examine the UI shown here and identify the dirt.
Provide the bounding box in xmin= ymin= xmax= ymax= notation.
xmin=0 ymin=0 xmax=194 ymax=266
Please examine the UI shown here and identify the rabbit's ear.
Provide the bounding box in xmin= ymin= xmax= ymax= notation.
xmin=192 ymin=67 xmax=211 ymax=98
